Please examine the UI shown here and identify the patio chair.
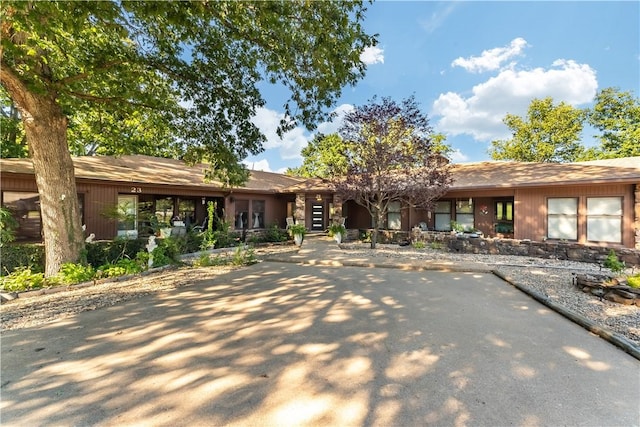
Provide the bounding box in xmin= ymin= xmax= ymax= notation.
xmin=285 ymin=216 xmax=295 ymax=229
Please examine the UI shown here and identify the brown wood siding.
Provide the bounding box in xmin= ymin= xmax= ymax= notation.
xmin=514 ymin=184 xmax=636 ymax=247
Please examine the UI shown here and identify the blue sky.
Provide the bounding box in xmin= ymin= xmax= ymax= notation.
xmin=244 ymin=1 xmax=640 ymax=173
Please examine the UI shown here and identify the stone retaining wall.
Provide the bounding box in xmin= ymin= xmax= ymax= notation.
xmin=351 ymin=228 xmax=640 ymax=267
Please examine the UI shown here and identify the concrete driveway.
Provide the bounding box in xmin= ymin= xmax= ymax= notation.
xmin=1 ymin=262 xmax=639 ymax=426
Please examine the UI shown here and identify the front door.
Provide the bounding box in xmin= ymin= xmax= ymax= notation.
xmin=311 ymin=202 xmax=324 ymax=231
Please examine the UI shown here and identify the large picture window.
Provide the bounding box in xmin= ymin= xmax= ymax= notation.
xmin=547 ymin=198 xmax=577 ymax=240
xmin=587 ymin=197 xmax=622 ymax=243
xmin=117 ymin=195 xmax=138 ymax=238
xmin=387 ymin=201 xmax=401 ymax=230
xmin=434 ymin=201 xmax=451 ymax=231
xmin=252 ymin=200 xmax=265 ymax=228
xmin=2 ymin=191 xmax=42 ymax=241
xmin=455 ymin=199 xmax=474 ymax=231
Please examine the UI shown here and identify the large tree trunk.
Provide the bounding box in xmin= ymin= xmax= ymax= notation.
xmin=2 ymin=72 xmax=85 ymax=277
xmin=27 ymin=100 xmax=84 ymax=276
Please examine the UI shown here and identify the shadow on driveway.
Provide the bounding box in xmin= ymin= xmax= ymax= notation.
xmin=2 ymin=262 xmax=638 ymax=426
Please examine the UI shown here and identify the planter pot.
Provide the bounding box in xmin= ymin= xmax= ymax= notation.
xmin=333 ymin=233 xmax=343 ymax=244
xmin=294 ymin=233 xmax=304 ymax=246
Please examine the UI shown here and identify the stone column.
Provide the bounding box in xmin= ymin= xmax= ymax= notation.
xmin=332 ymin=193 xmax=343 ymax=223
xmin=295 ymin=193 xmax=306 ymax=226
xmin=635 ymin=184 xmax=640 ymax=250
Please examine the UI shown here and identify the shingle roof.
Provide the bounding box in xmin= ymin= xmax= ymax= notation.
xmin=2 ymin=155 xmax=639 ymax=193
xmin=0 ymin=155 xmax=306 ymax=192
xmin=450 ymin=158 xmax=640 ymax=190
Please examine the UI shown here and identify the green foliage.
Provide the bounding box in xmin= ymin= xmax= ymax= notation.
xmin=412 ymin=241 xmax=426 ymax=249
xmin=429 ymin=241 xmax=444 ymax=250
xmin=0 ymin=244 xmax=45 ymax=276
xmin=85 ymin=238 xmax=146 ymax=269
xmin=0 ymin=207 xmax=19 ymax=247
xmin=334 ymin=96 xmax=452 ymax=249
xmin=328 ymin=223 xmax=346 ymax=238
xmin=56 ymin=263 xmax=95 ymax=285
xmin=201 ymin=201 xmax=218 ymax=250
xmin=604 ymin=250 xmax=626 ymax=274
xmin=247 ymin=224 xmax=289 ymax=244
xmin=490 ymin=97 xmax=586 ymax=162
xmin=0 ymin=267 xmax=48 ymax=292
xmin=98 ymin=257 xmax=145 ymax=278
xmin=286 ymin=133 xmax=349 ymax=178
xmin=582 ymin=87 xmax=640 ymax=159
xmin=359 ymin=229 xmax=372 ymax=243
xmin=450 ymin=221 xmax=464 ymax=232
xmin=231 ymin=246 xmax=257 ymax=266
xmin=627 ymin=275 xmax=640 ymax=289
xmin=288 ymin=223 xmax=307 ymax=237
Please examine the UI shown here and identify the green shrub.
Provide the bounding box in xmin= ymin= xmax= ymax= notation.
xmin=0 ymin=243 xmax=45 ymax=276
xmin=232 ymin=245 xmax=257 ymax=266
xmin=56 ymin=263 xmax=95 ymax=285
xmin=264 ymin=224 xmax=288 ymax=242
xmin=98 ymin=257 xmax=146 ymax=278
xmin=429 ymin=241 xmax=444 ymax=250
xmin=0 ymin=207 xmax=18 ymax=247
xmin=627 ymin=275 xmax=640 ymax=289
xmin=412 ymin=241 xmax=426 ymax=249
xmin=85 ymin=238 xmax=146 ymax=268
xmin=604 ymin=250 xmax=625 ymax=274
xmin=0 ymin=267 xmax=48 ymax=292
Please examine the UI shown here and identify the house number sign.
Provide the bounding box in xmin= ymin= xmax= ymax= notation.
xmin=130 ymin=187 xmax=143 ymax=193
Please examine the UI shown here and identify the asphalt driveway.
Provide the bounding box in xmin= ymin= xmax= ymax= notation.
xmin=1 ymin=262 xmax=638 ymax=426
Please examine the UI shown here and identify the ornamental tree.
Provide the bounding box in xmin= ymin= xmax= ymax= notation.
xmin=334 ymin=96 xmax=452 ymax=249
xmin=0 ymin=1 xmax=376 ymax=276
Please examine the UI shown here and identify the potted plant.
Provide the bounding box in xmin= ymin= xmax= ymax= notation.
xmin=288 ymin=223 xmax=306 ymax=246
xmin=328 ymin=222 xmax=346 ymax=244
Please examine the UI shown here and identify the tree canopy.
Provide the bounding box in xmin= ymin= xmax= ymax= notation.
xmin=582 ymin=87 xmax=640 ymax=159
xmin=286 ymin=133 xmax=349 ymax=178
xmin=334 ymin=96 xmax=452 ymax=249
xmin=0 ymin=0 xmax=377 ymax=275
xmin=490 ymin=97 xmax=585 ymax=163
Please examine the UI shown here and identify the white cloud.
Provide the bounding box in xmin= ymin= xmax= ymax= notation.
xmin=419 ymin=3 xmax=459 ymax=34
xmin=315 ymin=103 xmax=354 ymax=135
xmin=452 ymin=37 xmax=529 ymax=73
xmin=251 ymin=107 xmax=309 ymax=160
xmin=243 ymin=158 xmax=273 ymax=172
xmin=449 ymin=149 xmax=469 ymax=163
xmin=433 ymin=59 xmax=598 ymax=141
xmin=360 ymin=46 xmax=384 ymax=65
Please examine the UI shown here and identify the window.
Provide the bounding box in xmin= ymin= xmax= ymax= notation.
xmin=155 ymin=197 xmax=174 ymax=225
xmin=178 ymin=198 xmax=195 ymax=226
xmin=495 ymin=201 xmax=513 ymax=221
xmin=547 ymin=198 xmax=577 ymax=240
xmin=117 ymin=195 xmax=138 ymax=238
xmin=434 ymin=201 xmax=451 ymax=231
xmin=387 ymin=201 xmax=401 ymax=230
xmin=495 ymin=200 xmax=514 ymax=234
xmin=2 ymin=191 xmax=41 ymax=241
xmin=252 ymin=200 xmax=265 ymax=228
xmin=587 ymin=197 xmax=622 ymax=243
xmin=235 ymin=199 xmax=249 ymax=229
xmin=455 ymin=199 xmax=474 ymax=231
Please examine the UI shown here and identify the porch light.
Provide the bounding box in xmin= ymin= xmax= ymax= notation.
xmin=201 ymin=197 xmax=206 ymax=205
xmin=316 ymin=194 xmax=322 ymax=201
xmin=469 ymin=197 xmax=473 ymax=205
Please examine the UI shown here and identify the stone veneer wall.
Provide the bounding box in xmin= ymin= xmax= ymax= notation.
xmin=359 ymin=229 xmax=640 ymax=267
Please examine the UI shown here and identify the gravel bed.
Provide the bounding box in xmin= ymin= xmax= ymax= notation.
xmin=2 ymin=243 xmax=638 ymax=350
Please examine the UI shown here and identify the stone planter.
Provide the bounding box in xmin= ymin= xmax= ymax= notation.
xmin=294 ymin=233 xmax=304 ymax=246
xmin=574 ymin=273 xmax=640 ymax=306
xmin=333 ymin=233 xmax=343 ymax=244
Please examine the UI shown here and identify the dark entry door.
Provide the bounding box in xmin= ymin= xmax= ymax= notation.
xmin=311 ymin=202 xmax=324 ymax=231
